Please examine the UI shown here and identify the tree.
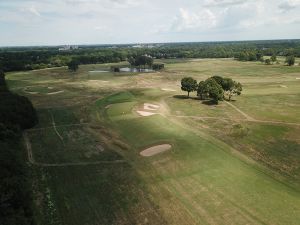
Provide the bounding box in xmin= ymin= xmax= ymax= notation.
xmin=265 ymin=59 xmax=271 ymax=65
xmin=204 ymin=78 xmax=224 ymax=104
xmin=226 ymin=81 xmax=242 ymax=101
xmin=67 ymin=59 xmax=79 ymax=72
xmin=129 ymin=55 xmax=153 ymax=69
xmin=209 ymin=76 xmax=242 ymax=101
xmin=0 ymin=70 xmax=7 ymax=92
xmin=285 ymin=55 xmax=295 ymax=66
xmin=270 ymin=54 xmax=277 ymax=63
xmin=181 ymin=77 xmax=198 ymax=97
xmin=197 ymin=81 xmax=207 ymax=100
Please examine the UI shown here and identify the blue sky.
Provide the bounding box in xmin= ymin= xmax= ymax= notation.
xmin=0 ymin=0 xmax=300 ymax=46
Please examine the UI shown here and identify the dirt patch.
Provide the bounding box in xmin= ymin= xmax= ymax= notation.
xmin=140 ymin=144 xmax=172 ymax=157
xmin=137 ymin=111 xmax=157 ymax=117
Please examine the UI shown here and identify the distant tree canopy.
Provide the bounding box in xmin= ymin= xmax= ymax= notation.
xmin=285 ymin=55 xmax=295 ymax=66
xmin=1 ymin=40 xmax=300 ymax=72
xmin=181 ymin=77 xmax=198 ymax=97
xmin=0 ymin=71 xmax=37 ymax=225
xmin=67 ymin=59 xmax=79 ymax=72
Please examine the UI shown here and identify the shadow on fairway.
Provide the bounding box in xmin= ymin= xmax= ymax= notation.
xmin=202 ymin=100 xmax=218 ymax=105
xmin=173 ymin=95 xmax=199 ymax=100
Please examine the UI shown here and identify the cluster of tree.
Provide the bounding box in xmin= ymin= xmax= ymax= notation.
xmin=264 ymin=54 xmax=277 ymax=65
xmin=128 ymin=55 xmax=153 ymax=68
xmin=0 ymin=70 xmax=38 ymax=225
xmin=1 ymin=40 xmax=300 ymax=72
xmin=235 ymin=51 xmax=263 ymax=62
xmin=181 ymin=76 xmax=242 ymax=104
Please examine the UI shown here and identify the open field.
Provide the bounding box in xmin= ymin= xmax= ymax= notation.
xmin=7 ymin=58 xmax=300 ymax=225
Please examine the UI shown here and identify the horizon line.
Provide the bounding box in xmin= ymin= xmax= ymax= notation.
xmin=1 ymin=38 xmax=300 ymax=48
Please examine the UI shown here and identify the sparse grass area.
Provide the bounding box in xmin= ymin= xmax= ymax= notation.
xmin=7 ymin=58 xmax=300 ymax=225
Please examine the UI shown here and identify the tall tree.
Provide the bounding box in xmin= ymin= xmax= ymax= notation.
xmin=197 ymin=81 xmax=207 ymax=100
xmin=285 ymin=56 xmax=295 ymax=66
xmin=181 ymin=77 xmax=198 ymax=97
xmin=67 ymin=59 xmax=79 ymax=72
xmin=270 ymin=54 xmax=277 ymax=63
xmin=204 ymin=78 xmax=224 ymax=104
xmin=226 ymin=81 xmax=243 ymax=101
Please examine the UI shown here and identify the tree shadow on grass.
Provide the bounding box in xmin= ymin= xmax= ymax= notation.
xmin=201 ymin=100 xmax=217 ymax=105
xmin=173 ymin=95 xmax=199 ymax=100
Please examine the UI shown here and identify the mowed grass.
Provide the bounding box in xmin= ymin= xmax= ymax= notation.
xmin=97 ymin=93 xmax=300 ymax=225
xmin=28 ymin=125 xmax=122 ymax=164
xmin=6 ymin=58 xmax=300 ymax=225
xmin=33 ymin=164 xmax=166 ymax=225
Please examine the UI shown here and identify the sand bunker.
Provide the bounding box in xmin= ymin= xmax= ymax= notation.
xmin=140 ymin=144 xmax=172 ymax=157
xmin=296 ymin=78 xmax=300 ymax=80
xmin=161 ymin=88 xmax=176 ymax=92
xmin=144 ymin=103 xmax=160 ymax=111
xmin=47 ymin=90 xmax=65 ymax=95
xmin=279 ymin=85 xmax=287 ymax=88
xmin=137 ymin=111 xmax=156 ymax=117
xmin=137 ymin=103 xmax=161 ymax=117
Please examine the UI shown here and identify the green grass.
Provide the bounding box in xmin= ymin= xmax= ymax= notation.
xmin=28 ymin=125 xmax=122 ymax=164
xmin=7 ymin=58 xmax=300 ymax=225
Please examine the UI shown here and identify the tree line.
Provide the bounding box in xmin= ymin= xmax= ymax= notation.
xmin=181 ymin=76 xmax=242 ymax=104
xmin=1 ymin=40 xmax=300 ymax=72
xmin=0 ymin=70 xmax=38 ymax=225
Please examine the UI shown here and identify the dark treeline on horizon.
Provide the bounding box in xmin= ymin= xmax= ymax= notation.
xmin=1 ymin=39 xmax=300 ymax=72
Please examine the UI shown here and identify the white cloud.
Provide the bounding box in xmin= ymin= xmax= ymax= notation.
xmin=204 ymin=0 xmax=246 ymax=7
xmin=278 ymin=0 xmax=300 ymax=11
xmin=0 ymin=0 xmax=300 ymax=46
xmin=171 ymin=8 xmax=217 ymax=32
xmin=21 ymin=5 xmax=41 ymax=17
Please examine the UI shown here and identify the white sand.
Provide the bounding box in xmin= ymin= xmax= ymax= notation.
xmin=140 ymin=144 xmax=172 ymax=157
xmin=47 ymin=90 xmax=64 ymax=95
xmin=161 ymin=88 xmax=176 ymax=92
xmin=296 ymin=78 xmax=300 ymax=80
xmin=144 ymin=103 xmax=160 ymax=111
xmin=137 ymin=111 xmax=157 ymax=117
xmin=279 ymin=85 xmax=287 ymax=88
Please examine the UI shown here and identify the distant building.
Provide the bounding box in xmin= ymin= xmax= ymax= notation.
xmin=58 ymin=45 xmax=79 ymax=51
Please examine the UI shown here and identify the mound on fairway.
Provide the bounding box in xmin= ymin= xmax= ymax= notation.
xmin=140 ymin=144 xmax=172 ymax=157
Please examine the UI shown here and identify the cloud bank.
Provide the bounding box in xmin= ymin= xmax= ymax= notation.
xmin=0 ymin=0 xmax=299 ymax=46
